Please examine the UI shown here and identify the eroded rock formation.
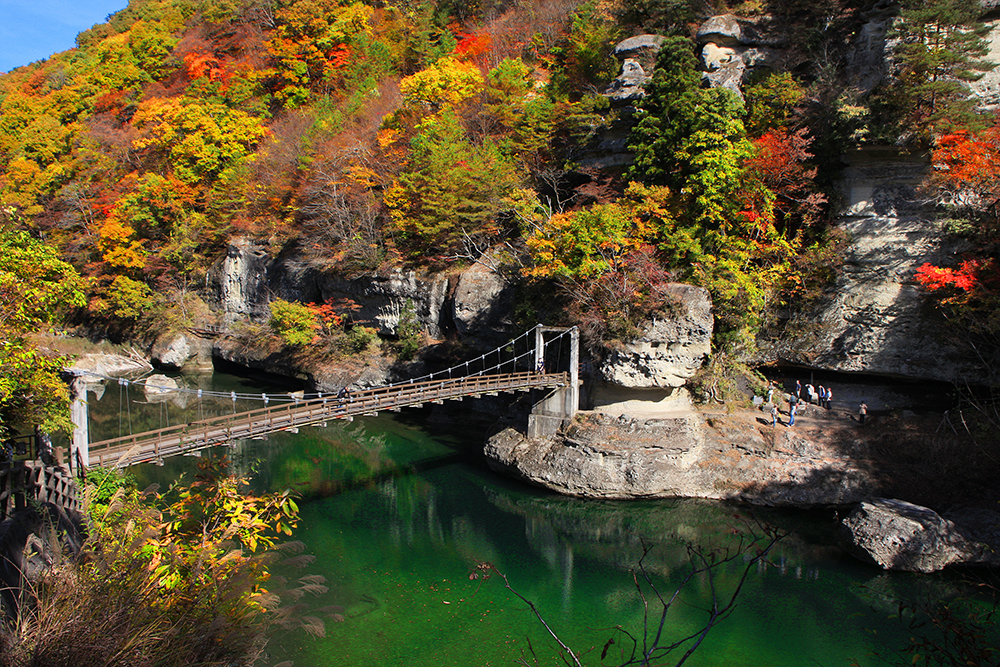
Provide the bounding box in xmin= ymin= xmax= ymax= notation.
xmin=597 ymin=284 xmax=712 ymax=388
xmin=761 ymin=148 xmax=987 ymax=384
xmin=486 ymin=408 xmax=875 ymax=505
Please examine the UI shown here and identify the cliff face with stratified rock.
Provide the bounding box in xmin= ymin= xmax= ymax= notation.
xmin=758 ymin=148 xmax=987 ymax=384
xmin=597 ymin=284 xmax=713 ymax=389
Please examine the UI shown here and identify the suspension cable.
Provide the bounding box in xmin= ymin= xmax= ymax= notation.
xmin=72 ymin=326 xmax=578 ymax=407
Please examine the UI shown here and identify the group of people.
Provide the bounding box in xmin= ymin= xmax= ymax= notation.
xmin=767 ymin=379 xmax=834 ymax=427
xmin=794 ymin=380 xmax=832 ymax=409
xmin=766 ymin=378 xmax=871 ymax=427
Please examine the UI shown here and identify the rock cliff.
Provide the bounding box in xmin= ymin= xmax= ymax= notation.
xmin=597 ymin=284 xmax=712 ymax=388
xmin=760 ymin=148 xmax=987 ymax=384
xmin=207 ymin=238 xmax=512 ymax=350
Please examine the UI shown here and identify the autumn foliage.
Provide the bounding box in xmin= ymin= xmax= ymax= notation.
xmin=0 ymin=0 xmax=843 ymax=359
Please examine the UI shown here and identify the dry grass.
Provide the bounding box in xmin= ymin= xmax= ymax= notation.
xmin=0 ymin=552 xmax=267 ymax=667
xmin=0 ymin=472 xmax=337 ymax=667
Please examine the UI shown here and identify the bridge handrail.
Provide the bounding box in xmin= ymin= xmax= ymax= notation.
xmin=87 ymin=371 xmax=568 ymax=465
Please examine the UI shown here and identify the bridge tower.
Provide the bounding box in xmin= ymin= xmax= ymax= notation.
xmin=528 ymin=325 xmax=579 ymax=439
xmin=67 ymin=372 xmax=89 ymax=471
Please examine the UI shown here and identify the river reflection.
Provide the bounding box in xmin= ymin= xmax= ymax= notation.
xmin=84 ymin=372 xmax=992 ymax=667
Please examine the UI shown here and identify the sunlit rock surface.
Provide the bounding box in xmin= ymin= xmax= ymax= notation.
xmin=761 ymin=148 xmax=989 ymax=384
xmin=485 ymin=409 xmax=874 ymax=505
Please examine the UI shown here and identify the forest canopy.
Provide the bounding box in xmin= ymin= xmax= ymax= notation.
xmin=0 ymin=0 xmax=996 ymax=433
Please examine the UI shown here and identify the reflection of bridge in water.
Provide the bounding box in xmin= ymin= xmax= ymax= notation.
xmin=72 ymin=325 xmax=581 ymax=470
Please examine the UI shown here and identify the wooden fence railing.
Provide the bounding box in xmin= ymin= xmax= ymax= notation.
xmin=0 ymin=461 xmax=80 ymax=519
xmin=87 ymin=371 xmax=569 ymax=468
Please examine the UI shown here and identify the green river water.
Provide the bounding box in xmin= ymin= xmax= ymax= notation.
xmin=82 ymin=371 xmax=994 ymax=667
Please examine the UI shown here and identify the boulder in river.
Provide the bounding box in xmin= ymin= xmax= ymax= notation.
xmin=839 ymin=498 xmax=1000 ymax=572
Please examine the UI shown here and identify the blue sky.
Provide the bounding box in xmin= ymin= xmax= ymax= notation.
xmin=0 ymin=0 xmax=130 ymax=72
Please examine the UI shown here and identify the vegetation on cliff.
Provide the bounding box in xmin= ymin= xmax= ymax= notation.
xmin=0 ymin=0 xmax=997 ymax=428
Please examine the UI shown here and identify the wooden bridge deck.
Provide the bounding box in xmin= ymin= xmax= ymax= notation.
xmin=87 ymin=371 xmax=569 ymax=468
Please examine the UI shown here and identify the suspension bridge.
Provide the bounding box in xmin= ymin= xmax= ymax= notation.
xmin=68 ymin=325 xmax=581 ymax=470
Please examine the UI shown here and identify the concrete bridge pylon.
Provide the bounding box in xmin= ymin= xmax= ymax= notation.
xmin=528 ymin=325 xmax=579 ymax=439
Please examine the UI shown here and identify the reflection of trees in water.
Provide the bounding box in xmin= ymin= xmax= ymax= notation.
xmin=486 ymin=492 xmax=835 ymax=583
xmin=232 ymin=421 xmax=392 ymax=496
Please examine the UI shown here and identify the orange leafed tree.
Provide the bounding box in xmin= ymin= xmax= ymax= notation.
xmin=930 ymin=126 xmax=1000 ymax=219
xmin=742 ymin=128 xmax=826 ymax=231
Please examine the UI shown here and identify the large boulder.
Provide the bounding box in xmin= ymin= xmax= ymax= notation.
xmin=613 ymin=34 xmax=666 ymax=72
xmin=598 ymin=284 xmax=712 ymax=388
xmin=150 ymin=333 xmax=213 ymax=372
xmin=840 ymin=498 xmax=1000 ymax=572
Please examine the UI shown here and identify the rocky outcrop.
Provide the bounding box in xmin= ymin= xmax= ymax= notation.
xmin=208 ymin=239 xmax=527 ymax=350
xmin=598 ymin=284 xmax=712 ymax=388
xmin=213 ymin=237 xmax=271 ymax=322
xmin=845 ymin=11 xmax=893 ymax=93
xmin=212 ymin=335 xmax=392 ymax=391
xmin=695 ymin=14 xmax=794 ymax=97
xmin=840 ymin=498 xmax=1000 ymax=572
xmin=605 ymin=35 xmax=665 ymax=103
xmin=452 ymin=260 xmax=514 ymax=347
xmin=150 ymin=333 xmax=213 ymax=373
xmin=485 ymin=408 xmax=875 ymax=505
xmin=315 ymin=270 xmax=450 ymax=340
xmin=67 ymin=353 xmax=151 ymax=380
xmin=763 ymin=148 xmax=989 ymax=384
xmin=970 ymin=18 xmax=1000 ymax=112
xmin=578 ymin=35 xmax=669 ymax=170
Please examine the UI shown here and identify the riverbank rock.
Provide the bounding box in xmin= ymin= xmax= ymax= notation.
xmin=150 ymin=333 xmax=213 ymax=373
xmin=67 ymin=353 xmax=150 ymax=380
xmin=597 ymin=284 xmax=713 ymax=388
xmin=484 ymin=406 xmax=875 ymax=505
xmin=839 ymin=498 xmax=1000 ymax=572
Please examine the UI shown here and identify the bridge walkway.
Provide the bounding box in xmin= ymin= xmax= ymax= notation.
xmin=87 ymin=371 xmax=569 ymax=468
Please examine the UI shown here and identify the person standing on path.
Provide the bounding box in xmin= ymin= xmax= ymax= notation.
xmin=825 ymin=387 xmax=832 ymax=409
xmin=771 ymin=404 xmax=779 ymax=426
xmin=789 ymin=402 xmax=796 ymax=426
xmin=796 ymin=380 xmax=802 ymax=399
xmin=859 ymin=402 xmax=867 ymax=424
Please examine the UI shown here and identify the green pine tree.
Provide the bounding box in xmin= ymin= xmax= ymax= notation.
xmin=890 ymin=0 xmax=995 ymax=137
